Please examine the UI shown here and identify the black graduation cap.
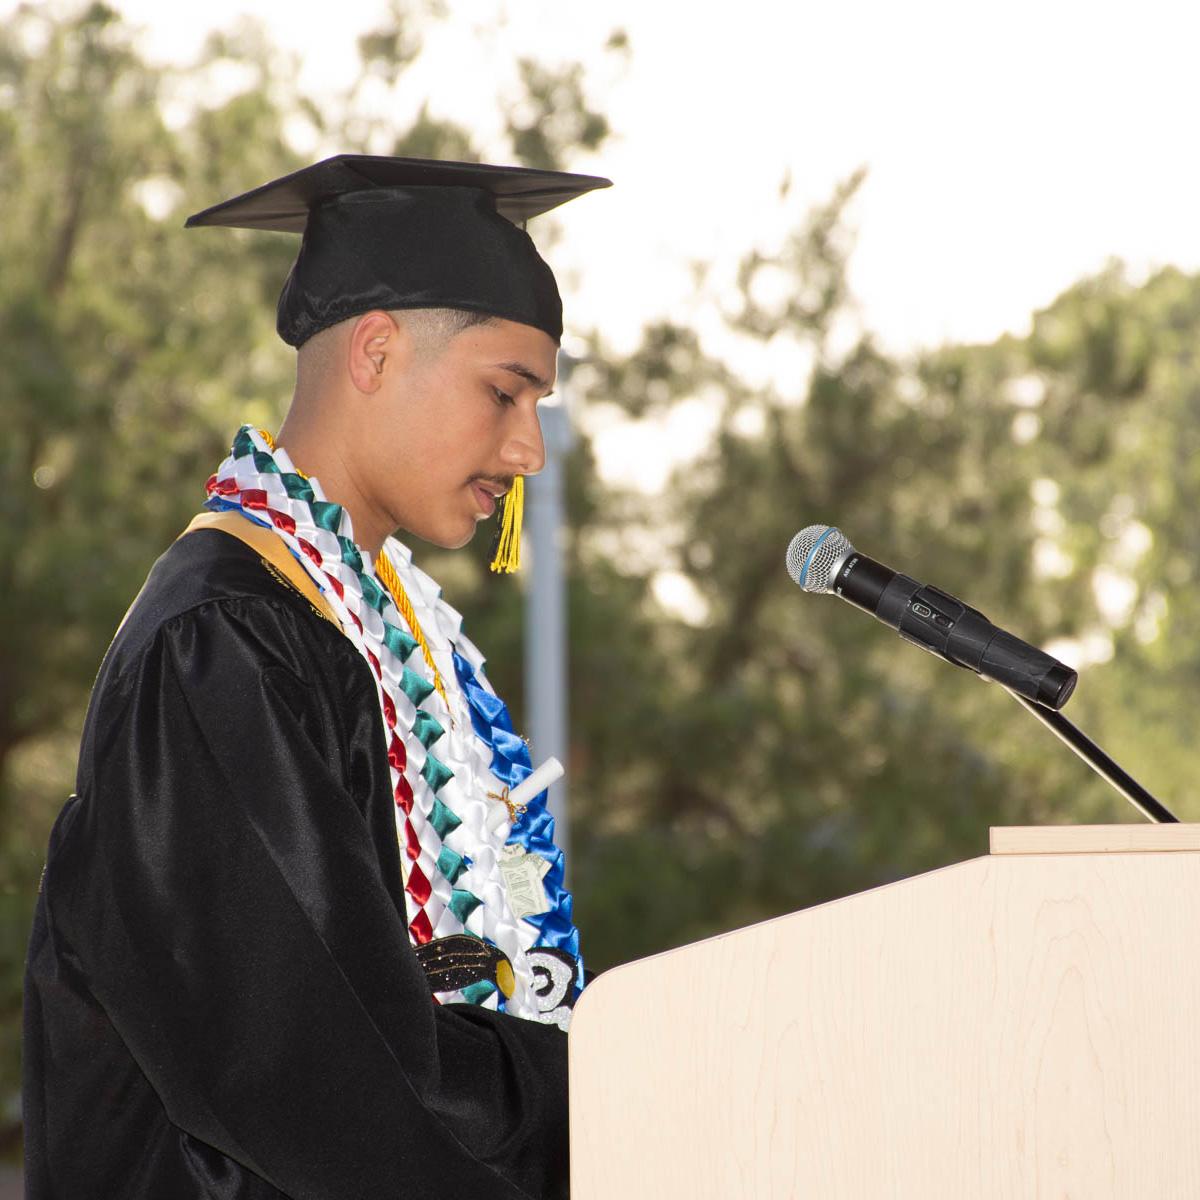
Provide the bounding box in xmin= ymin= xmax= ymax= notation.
xmin=185 ymin=155 xmax=611 ymax=347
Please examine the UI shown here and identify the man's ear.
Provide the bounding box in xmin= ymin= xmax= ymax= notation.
xmin=347 ymin=310 xmax=411 ymax=393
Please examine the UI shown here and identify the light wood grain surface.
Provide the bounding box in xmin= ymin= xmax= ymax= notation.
xmin=570 ymin=834 xmax=1200 ymax=1198
xmin=990 ymin=822 xmax=1200 ymax=854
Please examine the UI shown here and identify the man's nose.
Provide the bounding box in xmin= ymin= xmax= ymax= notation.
xmin=505 ymin=406 xmax=546 ymax=477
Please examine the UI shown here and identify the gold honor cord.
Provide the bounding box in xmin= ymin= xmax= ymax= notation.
xmin=372 ymin=550 xmax=450 ymax=711
xmin=257 ymin=429 xmax=449 ymax=711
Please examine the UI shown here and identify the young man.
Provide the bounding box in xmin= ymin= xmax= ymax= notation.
xmin=23 ymin=157 xmax=610 ymax=1199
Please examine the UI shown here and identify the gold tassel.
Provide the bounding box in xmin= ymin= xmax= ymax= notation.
xmin=489 ymin=476 xmax=524 ymax=573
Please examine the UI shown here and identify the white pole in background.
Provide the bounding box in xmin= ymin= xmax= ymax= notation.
xmin=524 ymin=359 xmax=574 ymax=870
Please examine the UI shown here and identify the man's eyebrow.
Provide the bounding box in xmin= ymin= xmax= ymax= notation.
xmin=496 ymin=361 xmax=553 ymax=395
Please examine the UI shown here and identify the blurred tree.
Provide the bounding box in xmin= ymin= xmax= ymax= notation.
xmin=563 ymin=184 xmax=1200 ymax=970
xmin=1000 ymin=264 xmax=1200 ymax=803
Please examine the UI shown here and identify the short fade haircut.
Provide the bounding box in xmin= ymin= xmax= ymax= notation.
xmin=394 ymin=308 xmax=496 ymax=359
xmin=296 ymin=307 xmax=496 ymax=380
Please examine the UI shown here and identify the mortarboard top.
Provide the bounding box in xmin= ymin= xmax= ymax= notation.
xmin=185 ymin=154 xmax=612 ymax=232
xmin=186 ymin=155 xmax=611 ymax=347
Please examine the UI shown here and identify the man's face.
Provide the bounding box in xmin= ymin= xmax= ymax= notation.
xmin=364 ymin=317 xmax=556 ymax=549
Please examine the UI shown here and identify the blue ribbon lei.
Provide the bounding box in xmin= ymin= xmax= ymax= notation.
xmin=453 ymin=651 xmax=584 ymax=997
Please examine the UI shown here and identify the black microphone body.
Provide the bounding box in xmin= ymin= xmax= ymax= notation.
xmin=785 ymin=525 xmax=1077 ymax=710
xmin=835 ymin=549 xmax=1076 ymax=709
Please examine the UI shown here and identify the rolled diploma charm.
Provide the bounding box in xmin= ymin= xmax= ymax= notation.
xmin=495 ymin=758 xmax=563 ymax=919
xmin=507 ymin=756 xmax=564 ymax=811
xmin=484 ymin=756 xmax=566 ymax=834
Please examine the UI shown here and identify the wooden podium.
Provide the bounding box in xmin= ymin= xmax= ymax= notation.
xmin=569 ymin=825 xmax=1200 ymax=1198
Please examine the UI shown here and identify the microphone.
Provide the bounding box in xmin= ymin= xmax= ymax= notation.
xmin=785 ymin=525 xmax=1077 ymax=710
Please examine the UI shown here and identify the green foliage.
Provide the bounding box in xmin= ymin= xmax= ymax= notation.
xmin=356 ymin=0 xmax=428 ymax=86
xmin=0 ymin=4 xmax=296 ymax=784
xmin=505 ymin=60 xmax=610 ymax=172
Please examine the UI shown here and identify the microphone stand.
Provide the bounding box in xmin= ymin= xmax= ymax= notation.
xmin=1008 ymin=690 xmax=1178 ymax=824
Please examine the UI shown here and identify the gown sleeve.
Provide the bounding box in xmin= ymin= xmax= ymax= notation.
xmin=46 ymin=595 xmax=569 ymax=1200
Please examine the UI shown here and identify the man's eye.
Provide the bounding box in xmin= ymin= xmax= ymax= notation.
xmin=492 ymin=387 xmax=515 ymax=406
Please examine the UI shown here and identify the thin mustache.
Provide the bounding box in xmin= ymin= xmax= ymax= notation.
xmin=470 ymin=474 xmax=514 ymax=496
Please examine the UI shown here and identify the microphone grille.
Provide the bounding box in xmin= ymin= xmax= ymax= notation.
xmin=785 ymin=525 xmax=854 ymax=593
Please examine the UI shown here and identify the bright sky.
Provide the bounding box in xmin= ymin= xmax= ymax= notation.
xmin=84 ymin=0 xmax=1200 ymax=363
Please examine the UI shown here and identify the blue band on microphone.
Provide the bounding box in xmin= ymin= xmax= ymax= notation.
xmin=800 ymin=526 xmax=836 ymax=588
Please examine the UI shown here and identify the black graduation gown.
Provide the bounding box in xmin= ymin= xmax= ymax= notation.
xmin=23 ymin=529 xmax=570 ymax=1199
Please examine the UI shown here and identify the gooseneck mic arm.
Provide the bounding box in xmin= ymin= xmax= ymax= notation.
xmin=786 ymin=523 xmax=1178 ymax=823
xmin=1006 ymin=690 xmax=1177 ymax=823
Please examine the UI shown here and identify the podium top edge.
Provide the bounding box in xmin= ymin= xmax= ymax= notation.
xmin=990 ymin=824 xmax=1200 ymax=855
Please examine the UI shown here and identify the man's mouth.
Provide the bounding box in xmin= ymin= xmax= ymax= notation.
xmin=470 ymin=479 xmax=509 ymax=518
